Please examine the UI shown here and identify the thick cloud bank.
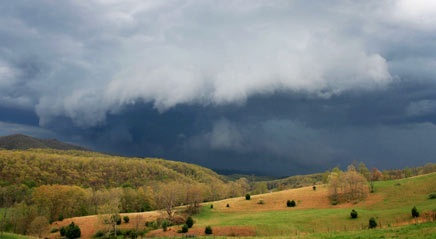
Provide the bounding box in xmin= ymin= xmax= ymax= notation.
xmin=5 ymin=0 xmax=432 ymax=126
xmin=2 ymin=0 xmax=436 ymax=175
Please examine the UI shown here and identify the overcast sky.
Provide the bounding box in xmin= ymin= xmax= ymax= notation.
xmin=1 ymin=0 xmax=436 ymax=176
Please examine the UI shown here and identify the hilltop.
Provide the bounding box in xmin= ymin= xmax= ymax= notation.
xmin=0 ymin=134 xmax=89 ymax=151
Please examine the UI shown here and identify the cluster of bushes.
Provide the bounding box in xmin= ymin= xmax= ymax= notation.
xmin=178 ymin=216 xmax=194 ymax=233
xmin=60 ymin=222 xmax=81 ymax=239
xmin=145 ymin=218 xmax=173 ymax=230
xmin=286 ymin=200 xmax=296 ymax=207
xmin=93 ymin=229 xmax=147 ymax=239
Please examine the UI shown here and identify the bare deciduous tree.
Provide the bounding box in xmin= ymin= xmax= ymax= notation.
xmin=156 ymin=182 xmax=182 ymax=220
xmin=29 ymin=216 xmax=49 ymax=238
xmin=98 ymin=189 xmax=121 ymax=237
xmin=185 ymin=184 xmax=204 ymax=214
xmin=328 ymin=166 xmax=369 ymax=203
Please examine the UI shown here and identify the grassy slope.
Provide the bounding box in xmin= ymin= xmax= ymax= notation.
xmin=0 ymin=233 xmax=37 ymax=239
xmin=41 ymin=172 xmax=436 ymax=239
xmin=190 ymin=173 xmax=436 ymax=238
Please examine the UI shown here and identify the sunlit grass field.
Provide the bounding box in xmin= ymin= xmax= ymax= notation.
xmin=190 ymin=173 xmax=436 ymax=237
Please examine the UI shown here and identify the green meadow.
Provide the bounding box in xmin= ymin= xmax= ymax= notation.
xmin=188 ymin=173 xmax=436 ymax=238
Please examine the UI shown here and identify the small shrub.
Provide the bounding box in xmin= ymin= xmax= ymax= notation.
xmin=179 ymin=224 xmax=189 ymax=233
xmin=124 ymin=216 xmax=130 ymax=223
xmin=205 ymin=225 xmax=213 ymax=234
xmin=289 ymin=200 xmax=296 ymax=207
xmin=186 ymin=216 xmax=194 ymax=228
xmin=350 ymin=209 xmax=358 ymax=219
xmin=245 ymin=194 xmax=251 ymax=200
xmin=162 ymin=222 xmax=168 ymax=232
xmin=129 ymin=230 xmax=138 ymax=239
xmin=331 ymin=200 xmax=338 ymax=205
xmin=210 ymin=204 xmax=213 ymax=209
xmin=428 ymin=193 xmax=436 ymax=199
xmin=60 ymin=227 xmax=66 ymax=236
xmin=58 ymin=215 xmax=64 ymax=221
xmin=65 ymin=222 xmax=81 ymax=239
xmin=116 ymin=217 xmax=122 ymax=225
xmin=258 ymin=199 xmax=264 ymax=204
xmin=93 ymin=230 xmax=104 ymax=238
xmin=286 ymin=200 xmax=291 ymax=207
xmin=412 ymin=206 xmax=420 ymax=218
xmin=313 ymin=186 xmax=316 ymax=191
xmin=226 ymin=203 xmax=230 ymax=208
xmin=369 ymin=217 xmax=377 ymax=229
xmin=50 ymin=227 xmax=58 ymax=233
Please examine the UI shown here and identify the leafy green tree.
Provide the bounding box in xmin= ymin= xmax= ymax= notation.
xmin=124 ymin=216 xmax=130 ymax=223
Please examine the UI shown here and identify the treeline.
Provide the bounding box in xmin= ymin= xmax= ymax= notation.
xmin=266 ymin=162 xmax=436 ymax=192
xmin=0 ymin=180 xmax=251 ymax=235
xmin=321 ymin=162 xmax=436 ymax=184
xmin=266 ymin=173 xmax=324 ymax=191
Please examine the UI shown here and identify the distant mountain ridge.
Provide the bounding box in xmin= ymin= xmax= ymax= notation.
xmin=0 ymin=134 xmax=89 ymax=151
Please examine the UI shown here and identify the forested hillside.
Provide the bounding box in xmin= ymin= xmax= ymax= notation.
xmin=0 ymin=149 xmax=226 ymax=188
xmin=0 ymin=134 xmax=88 ymax=151
xmin=0 ymin=148 xmax=252 ymax=235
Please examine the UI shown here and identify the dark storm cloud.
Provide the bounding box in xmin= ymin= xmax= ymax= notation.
xmin=1 ymin=0 xmax=436 ymax=175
